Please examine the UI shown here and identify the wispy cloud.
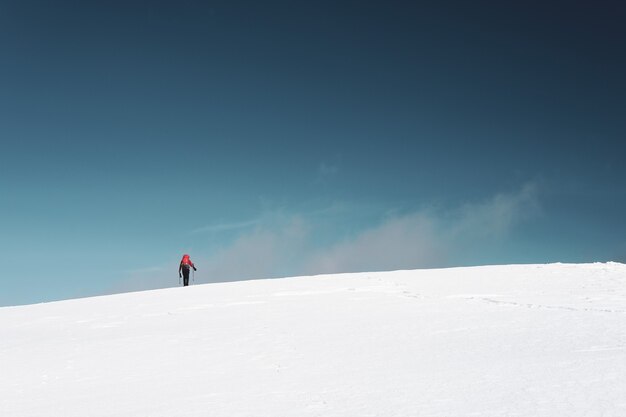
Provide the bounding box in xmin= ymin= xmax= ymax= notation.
xmin=318 ymin=161 xmax=339 ymax=177
xmin=301 ymin=183 xmax=539 ymax=275
xmin=303 ymin=211 xmax=444 ymax=274
xmin=190 ymin=219 xmax=260 ymax=234
xmin=200 ymin=216 xmax=310 ymax=281
xmin=451 ymin=182 xmax=539 ymax=239
xmin=315 ymin=156 xmax=342 ymax=184
xmin=110 ymin=183 xmax=541 ymax=292
xmin=194 ymin=183 xmax=540 ymax=281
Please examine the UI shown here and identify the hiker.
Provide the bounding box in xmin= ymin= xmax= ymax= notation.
xmin=179 ymin=254 xmax=197 ymax=286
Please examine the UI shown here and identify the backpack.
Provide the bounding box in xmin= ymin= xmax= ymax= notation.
xmin=181 ymin=254 xmax=193 ymax=269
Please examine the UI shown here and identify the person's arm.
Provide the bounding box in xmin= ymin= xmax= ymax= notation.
xmin=179 ymin=263 xmax=182 ymax=277
xmin=192 ymin=262 xmax=197 ymax=271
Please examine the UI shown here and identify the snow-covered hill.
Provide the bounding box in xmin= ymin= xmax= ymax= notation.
xmin=2 ymin=263 xmax=626 ymax=417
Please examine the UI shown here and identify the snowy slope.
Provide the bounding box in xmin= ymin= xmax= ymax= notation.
xmin=2 ymin=263 xmax=626 ymax=417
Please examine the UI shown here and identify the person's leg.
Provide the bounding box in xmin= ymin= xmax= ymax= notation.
xmin=183 ymin=268 xmax=190 ymax=286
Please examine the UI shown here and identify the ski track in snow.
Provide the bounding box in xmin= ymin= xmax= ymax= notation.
xmin=2 ymin=262 xmax=626 ymax=417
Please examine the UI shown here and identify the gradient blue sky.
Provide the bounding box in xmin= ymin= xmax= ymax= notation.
xmin=1 ymin=1 xmax=625 ymax=306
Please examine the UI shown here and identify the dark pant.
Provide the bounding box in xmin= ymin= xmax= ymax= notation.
xmin=182 ymin=267 xmax=190 ymax=286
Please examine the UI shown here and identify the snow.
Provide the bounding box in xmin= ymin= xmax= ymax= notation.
xmin=2 ymin=263 xmax=626 ymax=416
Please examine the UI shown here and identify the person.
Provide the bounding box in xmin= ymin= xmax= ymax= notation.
xmin=179 ymin=254 xmax=197 ymax=286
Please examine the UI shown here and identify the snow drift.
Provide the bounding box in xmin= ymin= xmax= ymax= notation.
xmin=2 ymin=263 xmax=626 ymax=417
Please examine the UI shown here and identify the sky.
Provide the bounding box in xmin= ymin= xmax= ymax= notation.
xmin=1 ymin=1 xmax=625 ymax=306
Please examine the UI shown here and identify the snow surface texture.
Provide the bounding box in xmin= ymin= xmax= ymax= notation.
xmin=2 ymin=263 xmax=626 ymax=417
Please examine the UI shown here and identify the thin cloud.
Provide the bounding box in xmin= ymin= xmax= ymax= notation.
xmin=303 ymin=211 xmax=444 ymax=274
xmin=315 ymin=157 xmax=342 ymax=184
xmin=190 ymin=219 xmax=260 ymax=234
xmin=451 ymin=182 xmax=539 ymax=238
xmin=318 ymin=161 xmax=339 ymax=177
xmin=194 ymin=183 xmax=540 ymax=281
xmin=110 ymin=183 xmax=541 ymax=292
xmin=199 ymin=217 xmax=310 ymax=282
xmin=302 ymin=183 xmax=539 ymax=274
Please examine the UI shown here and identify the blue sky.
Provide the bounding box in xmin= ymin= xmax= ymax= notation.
xmin=1 ymin=1 xmax=625 ymax=306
